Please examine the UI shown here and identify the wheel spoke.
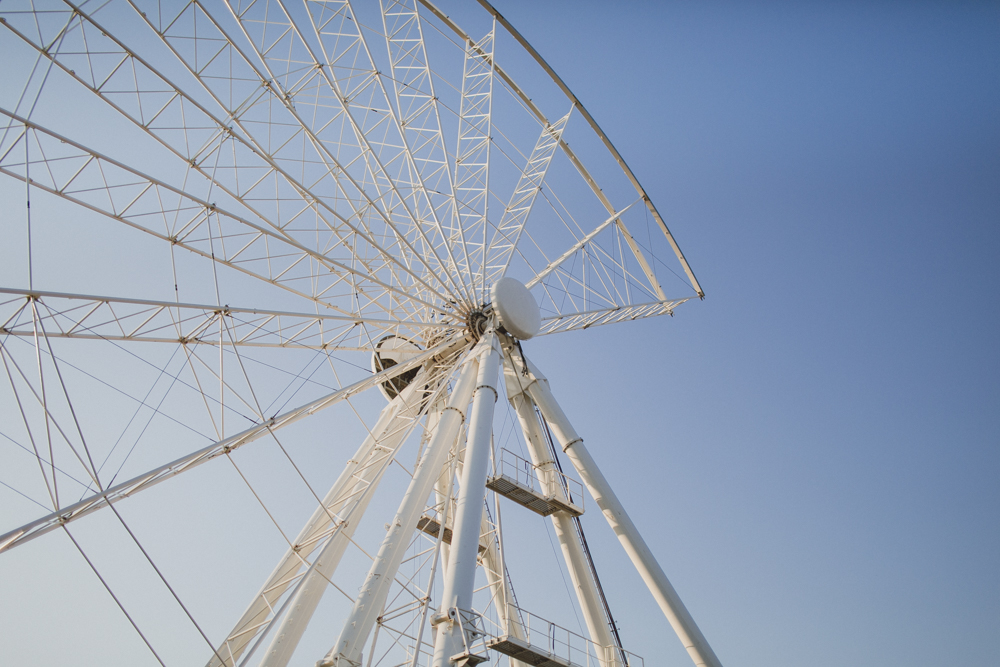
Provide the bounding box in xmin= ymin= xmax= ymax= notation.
xmin=0 ymin=335 xmax=468 ymax=555
xmin=0 ymin=2 xmax=712 ymax=665
xmin=0 ymin=287 xmax=453 ymax=349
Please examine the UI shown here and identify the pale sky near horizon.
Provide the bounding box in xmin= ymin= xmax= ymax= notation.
xmin=0 ymin=2 xmax=997 ymax=667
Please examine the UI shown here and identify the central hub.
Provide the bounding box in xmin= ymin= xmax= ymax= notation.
xmin=464 ymin=279 xmax=540 ymax=341
xmin=465 ymin=307 xmax=491 ymax=341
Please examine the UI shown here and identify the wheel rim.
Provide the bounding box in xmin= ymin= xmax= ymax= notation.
xmin=0 ymin=1 xmax=709 ymax=666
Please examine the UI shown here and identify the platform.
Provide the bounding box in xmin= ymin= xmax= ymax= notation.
xmin=486 ymin=449 xmax=584 ymax=517
xmin=416 ymin=515 xmax=488 ymax=554
xmin=487 ymin=635 xmax=576 ymax=667
xmin=450 ymin=651 xmax=490 ymax=667
xmin=486 ymin=474 xmax=583 ymax=517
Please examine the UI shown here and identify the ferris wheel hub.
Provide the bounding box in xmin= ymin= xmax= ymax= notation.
xmin=490 ymin=278 xmax=540 ymax=340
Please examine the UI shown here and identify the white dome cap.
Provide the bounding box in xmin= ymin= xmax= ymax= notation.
xmin=490 ymin=277 xmax=541 ymax=339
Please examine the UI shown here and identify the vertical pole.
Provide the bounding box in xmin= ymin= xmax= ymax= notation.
xmin=433 ymin=407 xmax=454 ymax=581
xmin=431 ymin=331 xmax=501 ymax=667
xmin=320 ymin=343 xmax=483 ymax=667
xmin=522 ymin=356 xmax=723 ymax=667
xmin=450 ymin=438 xmax=527 ymax=651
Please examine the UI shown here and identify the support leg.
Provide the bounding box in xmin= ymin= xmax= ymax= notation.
xmin=511 ymin=394 xmax=618 ymax=665
xmin=502 ymin=352 xmax=620 ymax=667
xmin=320 ymin=341 xmax=484 ymax=667
xmin=431 ymin=331 xmax=502 ymax=667
xmin=449 ymin=430 xmax=527 ymax=649
xmin=521 ymin=355 xmax=723 ymax=667
xmin=208 ymin=378 xmax=427 ymax=667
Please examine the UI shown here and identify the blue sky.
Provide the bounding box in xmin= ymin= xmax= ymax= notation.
xmin=0 ymin=2 xmax=996 ymax=666
xmin=509 ymin=2 xmax=999 ymax=665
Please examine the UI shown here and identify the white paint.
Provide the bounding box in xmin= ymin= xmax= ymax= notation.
xmin=491 ymin=277 xmax=540 ymax=339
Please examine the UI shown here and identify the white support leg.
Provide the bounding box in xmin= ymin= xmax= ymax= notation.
xmin=320 ymin=342 xmax=485 ymax=667
xmin=521 ymin=355 xmax=723 ymax=667
xmin=431 ymin=331 xmax=502 ymax=667
xmin=208 ymin=380 xmax=426 ymax=667
xmin=259 ymin=380 xmax=429 ymax=666
xmin=433 ymin=431 xmax=454 ymax=581
xmin=502 ymin=352 xmax=620 ymax=667
xmin=479 ymin=506 xmax=525 ymax=643
xmin=448 ymin=430 xmax=526 ymax=649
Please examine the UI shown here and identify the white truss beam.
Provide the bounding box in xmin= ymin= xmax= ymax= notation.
xmin=537 ymin=299 xmax=691 ymax=336
xmin=2 ymin=0 xmax=450 ymax=317
xmin=380 ymin=0 xmax=469 ymax=304
xmin=484 ymin=108 xmax=572 ymax=287
xmin=0 ymin=111 xmax=458 ymax=322
xmin=454 ymin=25 xmax=495 ymax=304
xmin=308 ymin=0 xmax=468 ymax=305
xmin=0 ymin=337 xmax=466 ymax=555
xmin=219 ymin=0 xmax=467 ymax=307
xmin=525 ymin=199 xmax=642 ymax=291
xmin=131 ymin=0 xmax=457 ymax=313
xmin=0 ymin=288 xmax=450 ymax=350
xmin=451 ymin=0 xmax=703 ymax=298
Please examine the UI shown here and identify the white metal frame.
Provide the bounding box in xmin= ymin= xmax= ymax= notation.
xmin=0 ymin=2 xmax=722 ymax=667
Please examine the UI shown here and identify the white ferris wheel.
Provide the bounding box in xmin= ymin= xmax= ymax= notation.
xmin=0 ymin=2 xmax=722 ymax=667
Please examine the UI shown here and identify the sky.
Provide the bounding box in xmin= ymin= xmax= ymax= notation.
xmin=0 ymin=2 xmax=998 ymax=667
xmin=503 ymin=2 xmax=1000 ymax=666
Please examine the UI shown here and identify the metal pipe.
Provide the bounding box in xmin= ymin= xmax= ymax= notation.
xmin=503 ymin=354 xmax=619 ymax=666
xmin=431 ymin=331 xmax=502 ymax=667
xmin=320 ymin=343 xmax=483 ymax=667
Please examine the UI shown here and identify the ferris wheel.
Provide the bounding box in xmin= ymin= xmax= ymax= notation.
xmin=0 ymin=1 xmax=722 ymax=667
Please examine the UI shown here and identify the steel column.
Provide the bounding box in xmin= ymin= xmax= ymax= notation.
xmin=431 ymin=331 xmax=501 ymax=667
xmin=502 ymin=353 xmax=620 ymax=666
xmin=320 ymin=343 xmax=483 ymax=667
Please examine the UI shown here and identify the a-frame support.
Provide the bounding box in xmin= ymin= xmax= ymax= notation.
xmin=500 ymin=348 xmax=622 ymax=667
xmin=518 ymin=352 xmax=723 ymax=667
xmin=318 ymin=340 xmax=485 ymax=667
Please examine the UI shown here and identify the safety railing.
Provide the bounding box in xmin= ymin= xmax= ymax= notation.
xmin=489 ymin=448 xmax=584 ymax=516
xmin=488 ymin=606 xmax=644 ymax=667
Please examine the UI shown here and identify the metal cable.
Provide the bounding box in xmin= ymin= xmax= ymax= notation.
xmin=535 ymin=405 xmax=631 ymax=667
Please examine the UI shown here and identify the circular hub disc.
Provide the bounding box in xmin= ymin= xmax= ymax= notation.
xmin=491 ymin=278 xmax=541 ymax=340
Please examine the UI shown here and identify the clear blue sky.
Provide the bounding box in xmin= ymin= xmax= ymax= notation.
xmin=0 ymin=2 xmax=996 ymax=667
xmin=509 ymin=2 xmax=1000 ymax=665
